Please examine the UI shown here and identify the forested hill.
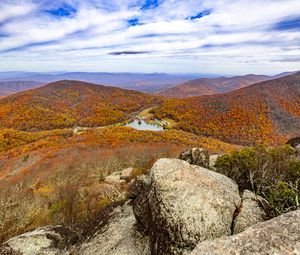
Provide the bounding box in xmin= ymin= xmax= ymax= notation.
xmin=0 ymin=80 xmax=162 ymax=131
xmin=153 ymin=72 xmax=300 ymax=145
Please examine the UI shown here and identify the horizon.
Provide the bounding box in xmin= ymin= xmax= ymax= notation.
xmin=0 ymin=0 xmax=299 ymax=75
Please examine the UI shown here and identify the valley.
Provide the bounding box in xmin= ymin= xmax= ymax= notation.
xmin=0 ymin=73 xmax=299 ymax=253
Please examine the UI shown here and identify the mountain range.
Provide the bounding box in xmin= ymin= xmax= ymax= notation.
xmin=0 ymin=81 xmax=44 ymax=96
xmin=153 ymin=72 xmax=300 ymax=145
xmin=159 ymin=72 xmax=297 ymax=98
xmin=0 ymin=72 xmax=201 ymax=94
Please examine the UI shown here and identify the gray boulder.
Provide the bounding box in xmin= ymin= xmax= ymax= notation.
xmin=79 ymin=202 xmax=150 ymax=255
xmin=179 ymin=148 xmax=210 ymax=168
xmin=2 ymin=226 xmax=79 ymax=255
xmin=134 ymin=158 xmax=241 ymax=255
xmin=233 ymin=190 xmax=269 ymax=234
xmin=190 ymin=209 xmax=300 ymax=255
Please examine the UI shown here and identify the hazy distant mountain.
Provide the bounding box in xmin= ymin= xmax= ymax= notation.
xmin=0 ymin=72 xmax=202 ymax=93
xmin=0 ymin=81 xmax=44 ymax=96
xmin=158 ymin=72 xmax=299 ymax=98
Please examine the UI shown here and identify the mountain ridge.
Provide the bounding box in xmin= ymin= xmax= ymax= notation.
xmin=0 ymin=80 xmax=162 ymax=131
xmin=153 ymin=72 xmax=300 ymax=145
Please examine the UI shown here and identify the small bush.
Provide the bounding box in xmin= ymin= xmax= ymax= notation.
xmin=215 ymin=145 xmax=300 ymax=216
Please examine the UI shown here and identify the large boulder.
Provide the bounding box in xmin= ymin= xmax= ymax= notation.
xmin=233 ymin=190 xmax=269 ymax=234
xmin=133 ymin=158 xmax=241 ymax=255
xmin=190 ymin=209 xmax=300 ymax=255
xmin=1 ymin=226 xmax=79 ymax=255
xmin=179 ymin=148 xmax=210 ymax=168
xmin=79 ymin=202 xmax=150 ymax=255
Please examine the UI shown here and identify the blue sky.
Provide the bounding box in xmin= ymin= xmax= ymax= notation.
xmin=0 ymin=0 xmax=299 ymax=75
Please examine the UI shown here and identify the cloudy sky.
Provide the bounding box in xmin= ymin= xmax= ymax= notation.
xmin=0 ymin=0 xmax=299 ymax=74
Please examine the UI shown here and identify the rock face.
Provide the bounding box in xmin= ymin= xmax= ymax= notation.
xmin=133 ymin=158 xmax=241 ymax=255
xmin=179 ymin=148 xmax=210 ymax=168
xmin=190 ymin=209 xmax=300 ymax=255
xmin=233 ymin=190 xmax=269 ymax=234
xmin=2 ymin=226 xmax=79 ymax=255
xmin=79 ymin=202 xmax=150 ymax=255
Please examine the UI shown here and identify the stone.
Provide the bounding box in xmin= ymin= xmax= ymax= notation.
xmin=179 ymin=148 xmax=210 ymax=168
xmin=104 ymin=173 xmax=125 ymax=185
xmin=121 ymin=167 xmax=134 ymax=181
xmin=209 ymin=154 xmax=221 ymax=169
xmin=133 ymin=158 xmax=241 ymax=255
xmin=2 ymin=226 xmax=79 ymax=255
xmin=130 ymin=175 xmax=151 ymax=232
xmin=79 ymin=202 xmax=150 ymax=255
xmin=190 ymin=209 xmax=300 ymax=255
xmin=233 ymin=190 xmax=269 ymax=234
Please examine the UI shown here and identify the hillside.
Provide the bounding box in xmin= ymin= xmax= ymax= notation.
xmin=159 ymin=74 xmax=271 ymax=98
xmin=0 ymin=80 xmax=162 ymax=131
xmin=0 ymin=81 xmax=43 ymax=96
xmin=153 ymin=72 xmax=300 ymax=145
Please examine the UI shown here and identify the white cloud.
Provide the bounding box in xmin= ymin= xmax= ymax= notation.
xmin=0 ymin=0 xmax=299 ymax=74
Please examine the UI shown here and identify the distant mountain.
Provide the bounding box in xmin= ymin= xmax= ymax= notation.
xmin=0 ymin=81 xmax=44 ymax=96
xmin=0 ymin=72 xmax=202 ymax=93
xmin=159 ymin=72 xmax=299 ymax=98
xmin=153 ymin=72 xmax=300 ymax=145
xmin=0 ymin=80 xmax=162 ymax=131
xmin=159 ymin=74 xmax=272 ymax=98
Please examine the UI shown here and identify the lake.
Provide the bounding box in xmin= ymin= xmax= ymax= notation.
xmin=125 ymin=119 xmax=164 ymax=131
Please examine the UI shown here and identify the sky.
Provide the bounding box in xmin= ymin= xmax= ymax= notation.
xmin=0 ymin=0 xmax=299 ymax=75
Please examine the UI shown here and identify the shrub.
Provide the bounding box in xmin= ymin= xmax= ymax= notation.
xmin=215 ymin=145 xmax=300 ymax=216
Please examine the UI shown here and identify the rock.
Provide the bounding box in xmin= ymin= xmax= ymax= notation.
xmin=104 ymin=172 xmax=125 ymax=185
xmin=179 ymin=148 xmax=210 ymax=168
xmin=209 ymin=154 xmax=221 ymax=169
xmin=190 ymin=209 xmax=300 ymax=255
xmin=130 ymin=175 xmax=151 ymax=232
xmin=233 ymin=190 xmax=269 ymax=234
xmin=287 ymin=137 xmax=300 ymax=148
xmin=2 ymin=226 xmax=79 ymax=255
xmin=80 ymin=202 xmax=150 ymax=255
xmin=121 ymin=167 xmax=134 ymax=181
xmin=134 ymin=158 xmax=241 ymax=255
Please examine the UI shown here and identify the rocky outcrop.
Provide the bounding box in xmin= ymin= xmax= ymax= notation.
xmin=2 ymin=156 xmax=299 ymax=255
xmin=133 ymin=158 xmax=241 ymax=255
xmin=2 ymin=226 xmax=79 ymax=255
xmin=79 ymin=202 xmax=150 ymax=255
xmin=190 ymin=209 xmax=300 ymax=255
xmin=179 ymin=148 xmax=210 ymax=168
xmin=233 ymin=190 xmax=269 ymax=234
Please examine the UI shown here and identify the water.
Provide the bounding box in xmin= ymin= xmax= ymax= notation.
xmin=125 ymin=119 xmax=164 ymax=131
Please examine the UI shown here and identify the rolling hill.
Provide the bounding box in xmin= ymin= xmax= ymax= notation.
xmin=159 ymin=74 xmax=271 ymax=98
xmin=153 ymin=72 xmax=300 ymax=145
xmin=0 ymin=81 xmax=44 ymax=96
xmin=0 ymin=80 xmax=162 ymax=131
